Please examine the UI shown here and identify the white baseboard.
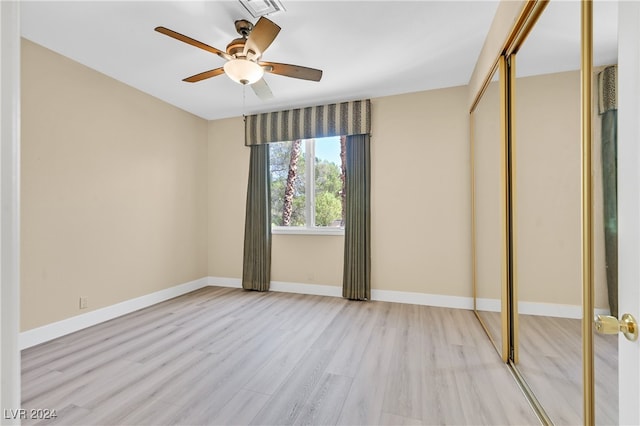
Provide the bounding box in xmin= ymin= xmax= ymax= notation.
xmin=475 ymin=297 xmax=501 ymax=312
xmin=519 ymin=301 xmax=581 ymax=318
xmin=19 ymin=277 xmax=209 ymax=350
xmin=271 ymin=281 xmax=342 ymax=297
xmin=209 ymin=277 xmax=472 ymax=308
xmin=207 ymin=276 xmax=242 ymax=288
xmin=475 ymin=298 xmax=610 ymax=319
xmin=22 ymin=276 xmax=611 ymax=349
xmin=518 ymin=301 xmax=610 ymax=319
xmin=371 ymin=288 xmax=474 ymax=310
xmin=208 ymin=277 xmax=342 ymax=297
xmin=207 ymin=277 xmax=611 ymax=319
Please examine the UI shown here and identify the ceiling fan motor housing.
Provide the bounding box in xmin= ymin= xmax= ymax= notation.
xmin=227 ymin=19 xmax=255 ymax=57
xmin=234 ymin=19 xmax=254 ymax=38
xmin=226 ymin=38 xmax=247 ymax=57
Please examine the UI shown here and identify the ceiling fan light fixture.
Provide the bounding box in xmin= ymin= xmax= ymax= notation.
xmin=224 ymin=59 xmax=264 ymax=85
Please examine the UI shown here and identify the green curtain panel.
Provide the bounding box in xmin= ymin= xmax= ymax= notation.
xmin=343 ymin=134 xmax=371 ymax=300
xmin=242 ymin=144 xmax=272 ymax=292
xmin=598 ymin=65 xmax=618 ymax=317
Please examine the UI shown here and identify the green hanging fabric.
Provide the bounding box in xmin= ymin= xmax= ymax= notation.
xmin=598 ymin=65 xmax=618 ymax=317
xmin=242 ymin=144 xmax=271 ymax=292
xmin=343 ymin=134 xmax=371 ymax=301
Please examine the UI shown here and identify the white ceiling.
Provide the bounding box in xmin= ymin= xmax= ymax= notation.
xmin=20 ymin=1 xmax=618 ymax=121
xmin=517 ymin=0 xmax=618 ymax=78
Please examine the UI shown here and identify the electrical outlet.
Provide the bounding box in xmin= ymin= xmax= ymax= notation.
xmin=79 ymin=296 xmax=88 ymax=309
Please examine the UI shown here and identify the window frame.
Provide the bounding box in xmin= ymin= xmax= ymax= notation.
xmin=271 ymin=137 xmax=345 ymax=236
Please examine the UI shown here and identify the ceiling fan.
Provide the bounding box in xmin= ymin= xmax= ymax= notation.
xmin=155 ymin=17 xmax=323 ymax=100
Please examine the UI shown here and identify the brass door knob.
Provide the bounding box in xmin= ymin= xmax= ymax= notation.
xmin=594 ymin=313 xmax=638 ymax=342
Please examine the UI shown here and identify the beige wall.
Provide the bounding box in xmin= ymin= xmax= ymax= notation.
xmin=515 ymin=69 xmax=607 ymax=308
xmin=206 ymin=117 xmax=247 ymax=279
xmin=207 ymin=86 xmax=472 ymax=296
xmin=371 ymin=87 xmax=471 ymax=295
xmin=473 ymin=80 xmax=502 ymax=300
xmin=272 ymin=236 xmax=344 ymax=286
xmin=515 ymin=70 xmax=581 ymax=306
xmin=21 ymin=39 xmax=208 ymax=331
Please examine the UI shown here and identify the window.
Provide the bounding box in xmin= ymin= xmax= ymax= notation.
xmin=270 ymin=136 xmax=345 ymax=234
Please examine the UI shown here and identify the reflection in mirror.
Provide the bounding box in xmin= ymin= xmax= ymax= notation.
xmin=514 ymin=2 xmax=583 ymax=424
xmin=593 ymin=2 xmax=619 ymax=425
xmin=513 ymin=0 xmax=618 ymax=424
xmin=514 ymin=54 xmax=582 ymax=424
xmin=472 ymin=67 xmax=503 ymax=356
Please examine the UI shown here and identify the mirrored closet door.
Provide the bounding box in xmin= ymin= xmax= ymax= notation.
xmin=471 ymin=59 xmax=508 ymax=360
xmin=470 ymin=0 xmax=631 ymax=424
xmin=512 ymin=1 xmax=584 ymax=423
xmin=592 ymin=1 xmax=620 ymax=424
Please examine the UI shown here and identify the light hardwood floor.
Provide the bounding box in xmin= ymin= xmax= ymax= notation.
xmin=518 ymin=314 xmax=617 ymax=426
xmin=477 ymin=310 xmax=618 ymax=425
xmin=22 ymin=287 xmax=539 ymax=425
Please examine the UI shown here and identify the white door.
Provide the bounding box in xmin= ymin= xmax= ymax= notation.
xmin=0 ymin=1 xmax=22 ymax=422
xmin=616 ymin=2 xmax=640 ymax=424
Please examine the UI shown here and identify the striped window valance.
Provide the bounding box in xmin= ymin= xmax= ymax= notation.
xmin=598 ymin=65 xmax=617 ymax=114
xmin=244 ymin=99 xmax=371 ymax=146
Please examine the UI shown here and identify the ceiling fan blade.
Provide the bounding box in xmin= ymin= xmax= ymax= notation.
xmin=155 ymin=26 xmax=231 ymax=60
xmin=183 ymin=67 xmax=225 ymax=83
xmin=243 ymin=17 xmax=281 ymax=58
xmin=260 ymin=62 xmax=323 ymax=82
xmin=251 ymin=78 xmax=274 ymax=100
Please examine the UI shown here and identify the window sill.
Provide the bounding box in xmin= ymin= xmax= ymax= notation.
xmin=272 ymin=227 xmax=345 ymax=236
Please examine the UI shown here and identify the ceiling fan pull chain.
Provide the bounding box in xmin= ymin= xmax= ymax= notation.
xmin=242 ymin=84 xmax=246 ymax=114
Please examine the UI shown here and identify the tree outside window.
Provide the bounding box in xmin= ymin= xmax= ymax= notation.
xmin=270 ymin=136 xmax=346 ymax=231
